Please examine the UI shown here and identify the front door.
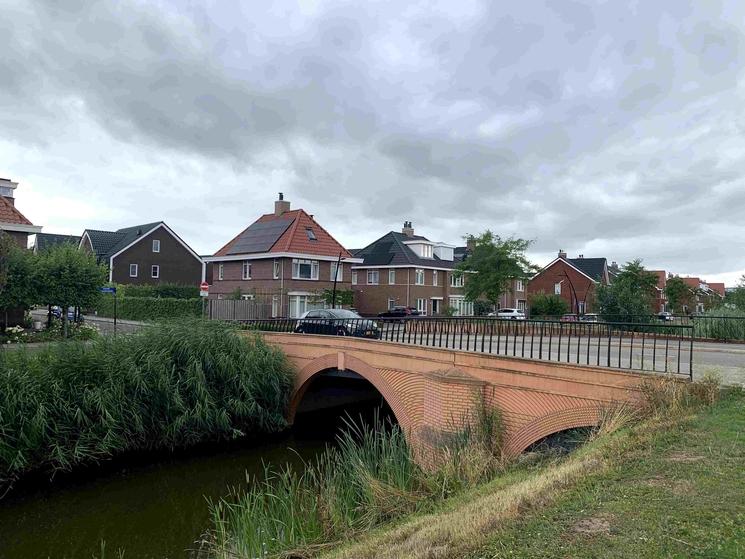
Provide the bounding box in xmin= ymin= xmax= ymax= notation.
xmin=431 ymin=299 xmax=441 ymax=315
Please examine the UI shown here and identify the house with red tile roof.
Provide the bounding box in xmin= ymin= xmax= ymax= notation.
xmin=648 ymin=270 xmax=668 ymax=313
xmin=203 ymin=194 xmax=362 ymax=318
xmin=678 ymin=276 xmax=725 ymax=313
xmin=0 ymin=178 xmax=42 ymax=248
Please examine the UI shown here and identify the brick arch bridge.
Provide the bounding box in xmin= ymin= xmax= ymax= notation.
xmin=255 ymin=333 xmax=648 ymax=458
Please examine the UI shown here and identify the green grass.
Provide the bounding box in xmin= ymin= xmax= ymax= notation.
xmin=470 ymin=389 xmax=745 ymax=559
xmin=0 ymin=320 xmax=294 ymax=492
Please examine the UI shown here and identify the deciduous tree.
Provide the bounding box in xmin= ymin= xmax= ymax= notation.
xmin=528 ymin=292 xmax=569 ymax=317
xmin=665 ymin=276 xmax=694 ymax=314
xmin=456 ymin=231 xmax=537 ymax=309
xmin=596 ymin=260 xmax=658 ymax=321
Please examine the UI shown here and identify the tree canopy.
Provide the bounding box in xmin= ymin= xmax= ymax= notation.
xmin=725 ymin=275 xmax=745 ymax=311
xmin=456 ymin=231 xmax=536 ymax=307
xmin=596 ymin=260 xmax=659 ymax=320
xmin=664 ymin=276 xmax=694 ymax=314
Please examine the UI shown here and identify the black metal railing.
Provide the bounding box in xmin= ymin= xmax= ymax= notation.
xmin=239 ymin=317 xmax=694 ymax=379
xmin=530 ymin=313 xmax=745 ymax=343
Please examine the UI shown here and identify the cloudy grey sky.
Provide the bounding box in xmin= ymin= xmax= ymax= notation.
xmin=3 ymin=0 xmax=745 ymax=283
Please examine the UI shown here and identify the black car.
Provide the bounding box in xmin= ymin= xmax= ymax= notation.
xmin=377 ymin=306 xmax=420 ymax=318
xmin=295 ymin=309 xmax=381 ymax=339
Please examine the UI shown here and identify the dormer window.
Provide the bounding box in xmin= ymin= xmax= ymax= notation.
xmin=306 ymin=228 xmax=317 ymax=241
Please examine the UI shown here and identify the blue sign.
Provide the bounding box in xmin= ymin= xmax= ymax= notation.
xmin=100 ymin=287 xmax=117 ymax=294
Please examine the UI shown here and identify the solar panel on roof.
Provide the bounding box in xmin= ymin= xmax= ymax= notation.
xmin=228 ymin=218 xmax=294 ymax=255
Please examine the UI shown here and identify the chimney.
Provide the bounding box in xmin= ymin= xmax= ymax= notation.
xmin=0 ymin=178 xmax=18 ymax=206
xmin=558 ymin=249 xmax=567 ymax=259
xmin=402 ymin=221 xmax=414 ymax=237
xmin=274 ymin=192 xmax=291 ymax=216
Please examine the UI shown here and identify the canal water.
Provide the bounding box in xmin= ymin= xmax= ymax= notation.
xmin=0 ymin=394 xmax=390 ymax=559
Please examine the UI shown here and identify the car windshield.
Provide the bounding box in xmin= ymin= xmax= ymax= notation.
xmin=328 ymin=309 xmax=362 ymax=319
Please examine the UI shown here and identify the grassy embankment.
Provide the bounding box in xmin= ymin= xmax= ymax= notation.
xmin=319 ymin=379 xmax=741 ymax=559
xmin=0 ymin=320 xmax=294 ymax=493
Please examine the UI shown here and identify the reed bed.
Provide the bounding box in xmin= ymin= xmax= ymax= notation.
xmin=206 ymin=405 xmax=506 ymax=559
xmin=0 ymin=320 xmax=294 ymax=492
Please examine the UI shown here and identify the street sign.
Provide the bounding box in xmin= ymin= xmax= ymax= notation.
xmin=200 ymin=282 xmax=210 ymax=298
xmin=100 ymin=287 xmax=117 ymax=294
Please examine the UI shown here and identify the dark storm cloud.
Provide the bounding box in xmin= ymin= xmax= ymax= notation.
xmin=3 ymin=0 xmax=745 ymax=280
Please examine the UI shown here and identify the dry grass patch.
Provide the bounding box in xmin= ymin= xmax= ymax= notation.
xmin=571 ymin=515 xmax=612 ymax=536
xmin=666 ymin=451 xmax=705 ymax=463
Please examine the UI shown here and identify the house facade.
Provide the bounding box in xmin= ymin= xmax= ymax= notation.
xmin=528 ymin=250 xmax=610 ymax=315
xmin=680 ymin=277 xmax=725 ymax=313
xmin=80 ymin=222 xmax=202 ymax=286
xmin=203 ymin=195 xmax=362 ymax=318
xmin=0 ymin=178 xmax=42 ymax=248
xmin=649 ymin=270 xmax=668 ymax=313
xmin=351 ymin=222 xmax=475 ymax=316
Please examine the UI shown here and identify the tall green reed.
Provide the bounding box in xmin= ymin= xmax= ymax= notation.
xmin=0 ymin=320 xmax=294 ymax=492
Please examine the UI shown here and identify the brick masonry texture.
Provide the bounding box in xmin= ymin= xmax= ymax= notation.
xmin=254 ymin=332 xmax=648 ymax=461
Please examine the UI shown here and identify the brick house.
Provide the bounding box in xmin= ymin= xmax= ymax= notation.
xmin=203 ymin=195 xmax=362 ymax=318
xmin=528 ymin=250 xmax=610 ymax=315
xmin=80 ymin=222 xmax=202 ymax=285
xmin=649 ymin=270 xmax=668 ymax=313
xmin=679 ymin=277 xmax=725 ymax=313
xmin=0 ymin=178 xmax=42 ymax=248
xmin=351 ymin=222 xmax=480 ymax=316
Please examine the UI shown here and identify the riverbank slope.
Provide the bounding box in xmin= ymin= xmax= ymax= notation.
xmin=322 ymin=387 xmax=744 ymax=559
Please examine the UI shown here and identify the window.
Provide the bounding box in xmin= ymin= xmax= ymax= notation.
xmin=217 ymin=294 xmax=224 ymax=300
xmin=330 ymin=262 xmax=343 ymax=282
xmin=388 ymin=298 xmax=396 ymax=310
xmin=152 ymin=239 xmax=160 ymax=253
xmin=288 ymin=294 xmax=326 ymax=318
xmin=388 ymin=269 xmax=395 ymax=285
xmin=431 ymin=298 xmax=441 ymax=315
xmin=305 ymin=227 xmax=317 ymax=241
xmin=450 ymin=273 xmax=464 ymax=288
xmin=433 ymin=270 xmax=438 ymax=286
xmin=416 ymin=298 xmax=427 ymax=316
xmin=129 ymin=264 xmax=138 ymax=278
xmin=415 ymin=269 xmax=425 ymax=285
xmin=578 ymin=301 xmax=585 ymax=314
xmin=218 ymin=263 xmax=224 ymax=281
xmin=242 ymin=261 xmax=251 ymax=280
xmin=554 ymin=282 xmax=562 ymax=295
xmin=449 ymin=297 xmax=474 ymax=316
xmin=292 ymin=259 xmax=319 ymax=280
xmin=367 ymin=270 xmax=379 ymax=285
xmin=515 ymin=279 xmax=524 ymax=292
xmin=351 ymin=270 xmax=358 ymax=285
xmin=241 ymin=294 xmax=255 ymax=301
xmin=273 ymin=259 xmax=280 ymax=279
xmin=271 ymin=295 xmax=280 ymax=318
xmin=151 ymin=265 xmax=159 ymax=279
xmin=517 ymin=300 xmax=526 ymax=311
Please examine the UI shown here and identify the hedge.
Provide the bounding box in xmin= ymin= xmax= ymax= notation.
xmin=96 ymin=296 xmax=202 ymax=321
xmin=117 ymin=283 xmax=200 ymax=299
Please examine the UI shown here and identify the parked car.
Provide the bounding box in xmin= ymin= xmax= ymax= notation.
xmin=488 ymin=308 xmax=526 ymax=320
xmin=657 ymin=311 xmax=674 ymax=321
xmin=560 ymin=313 xmax=579 ymax=322
xmin=378 ymin=306 xmax=420 ymax=318
xmin=580 ymin=313 xmax=599 ymax=322
xmin=295 ymin=309 xmax=381 ymax=339
xmin=50 ymin=306 xmax=84 ymax=323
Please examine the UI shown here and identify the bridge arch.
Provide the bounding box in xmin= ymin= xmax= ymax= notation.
xmin=287 ymin=352 xmax=415 ymax=436
xmin=503 ymin=405 xmax=603 ymax=458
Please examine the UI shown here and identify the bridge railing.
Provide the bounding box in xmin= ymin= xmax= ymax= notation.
xmin=238 ymin=317 xmax=694 ymax=379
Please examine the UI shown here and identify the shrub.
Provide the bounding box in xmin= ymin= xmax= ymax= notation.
xmin=0 ymin=320 xmax=294 ymax=490
xmin=96 ymin=296 xmax=202 ymax=321
xmin=117 ymin=283 xmax=200 ymax=299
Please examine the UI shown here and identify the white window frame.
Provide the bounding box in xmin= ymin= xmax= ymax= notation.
xmin=388 ymin=298 xmax=396 ymax=310
xmin=129 ymin=264 xmax=138 ymax=278
xmin=292 ymin=259 xmax=319 ymax=280
xmin=151 ymin=265 xmax=159 ymax=279
xmin=218 ymin=263 xmax=224 ymax=281
xmin=242 ymin=261 xmax=251 ymax=280
xmin=554 ymin=282 xmax=562 ymax=295
xmin=241 ymin=294 xmax=255 ymax=301
xmin=515 ymin=279 xmax=524 ymax=292
xmin=416 ymin=298 xmax=427 ymax=316
xmin=351 ymin=270 xmax=358 ymax=285
xmin=271 ymin=295 xmax=280 ymax=318
xmin=578 ymin=301 xmax=585 ymax=315
xmin=152 ymin=239 xmax=160 ymax=253
xmin=273 ymin=259 xmax=280 ymax=280
xmin=388 ymin=269 xmax=395 ymax=285
xmin=330 ymin=262 xmax=343 ymax=282
xmin=415 ymin=268 xmax=425 ymax=286
xmin=367 ymin=270 xmax=379 ymax=285
xmin=450 ymin=273 xmax=464 ymax=288
xmin=433 ymin=270 xmax=438 ymax=286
